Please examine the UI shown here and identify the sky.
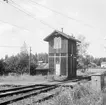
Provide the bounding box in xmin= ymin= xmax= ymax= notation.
xmin=0 ymin=0 xmax=106 ymax=58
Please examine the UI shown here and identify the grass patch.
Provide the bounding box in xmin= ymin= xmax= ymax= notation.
xmin=0 ymin=74 xmax=66 ymax=83
xmin=0 ymin=74 xmax=48 ymax=83
xmin=37 ymin=84 xmax=103 ymax=105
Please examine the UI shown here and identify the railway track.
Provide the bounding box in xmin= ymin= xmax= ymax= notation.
xmin=0 ymin=78 xmax=90 ymax=105
xmin=0 ymin=84 xmax=59 ymax=105
xmin=0 ymin=84 xmax=49 ymax=93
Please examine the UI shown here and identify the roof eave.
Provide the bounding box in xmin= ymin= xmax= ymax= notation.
xmin=44 ymin=30 xmax=57 ymax=42
xmin=44 ymin=30 xmax=81 ymax=43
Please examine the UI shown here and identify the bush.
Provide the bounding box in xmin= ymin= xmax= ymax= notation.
xmin=52 ymin=84 xmax=103 ymax=105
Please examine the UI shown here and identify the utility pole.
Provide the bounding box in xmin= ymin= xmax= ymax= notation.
xmin=29 ymin=47 xmax=31 ymax=75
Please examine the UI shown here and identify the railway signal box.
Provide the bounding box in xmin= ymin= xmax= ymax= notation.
xmin=44 ymin=30 xmax=80 ymax=78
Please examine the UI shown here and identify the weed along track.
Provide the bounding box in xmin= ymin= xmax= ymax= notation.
xmin=31 ymin=90 xmax=60 ymax=104
xmin=0 ymin=84 xmax=59 ymax=105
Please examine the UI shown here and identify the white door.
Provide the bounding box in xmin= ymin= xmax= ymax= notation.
xmin=56 ymin=64 xmax=60 ymax=76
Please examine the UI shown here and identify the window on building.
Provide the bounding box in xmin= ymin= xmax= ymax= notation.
xmin=54 ymin=37 xmax=61 ymax=49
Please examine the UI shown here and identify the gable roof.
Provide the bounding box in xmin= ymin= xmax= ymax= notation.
xmin=101 ymin=62 xmax=106 ymax=65
xmin=44 ymin=30 xmax=80 ymax=42
xmin=36 ymin=63 xmax=49 ymax=70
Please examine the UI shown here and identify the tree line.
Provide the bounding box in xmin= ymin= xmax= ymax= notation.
xmin=0 ymin=52 xmax=48 ymax=75
xmin=0 ymin=52 xmax=105 ymax=75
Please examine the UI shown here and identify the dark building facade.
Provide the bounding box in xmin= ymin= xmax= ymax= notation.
xmin=44 ymin=30 xmax=80 ymax=78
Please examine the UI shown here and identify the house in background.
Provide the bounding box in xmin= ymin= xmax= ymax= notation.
xmin=35 ymin=62 xmax=49 ymax=75
xmin=38 ymin=61 xmax=44 ymax=65
xmin=101 ymin=62 xmax=106 ymax=68
xmin=88 ymin=62 xmax=97 ymax=68
xmin=44 ymin=30 xmax=80 ymax=78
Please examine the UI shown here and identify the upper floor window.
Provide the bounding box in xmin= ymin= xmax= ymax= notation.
xmin=54 ymin=37 xmax=61 ymax=49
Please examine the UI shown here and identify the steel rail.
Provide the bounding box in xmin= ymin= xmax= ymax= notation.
xmin=0 ymin=85 xmax=58 ymax=105
xmin=0 ymin=84 xmax=51 ymax=93
xmin=0 ymin=85 xmax=55 ymax=98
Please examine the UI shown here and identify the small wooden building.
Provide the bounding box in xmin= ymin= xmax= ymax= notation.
xmin=44 ymin=30 xmax=80 ymax=78
xmin=35 ymin=63 xmax=49 ymax=75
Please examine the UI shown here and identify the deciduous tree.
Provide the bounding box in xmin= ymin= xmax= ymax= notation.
xmin=77 ymin=35 xmax=89 ymax=70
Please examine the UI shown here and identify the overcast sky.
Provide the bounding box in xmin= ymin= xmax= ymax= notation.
xmin=0 ymin=0 xmax=106 ymax=58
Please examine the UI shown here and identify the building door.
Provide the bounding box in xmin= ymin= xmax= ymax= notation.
xmin=55 ymin=57 xmax=60 ymax=76
xmin=56 ymin=64 xmax=60 ymax=75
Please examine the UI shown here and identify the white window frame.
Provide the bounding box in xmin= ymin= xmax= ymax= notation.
xmin=54 ymin=37 xmax=61 ymax=49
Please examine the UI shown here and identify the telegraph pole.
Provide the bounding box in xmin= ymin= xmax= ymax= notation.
xmin=29 ymin=47 xmax=31 ymax=75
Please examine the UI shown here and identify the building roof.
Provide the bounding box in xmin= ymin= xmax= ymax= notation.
xmin=44 ymin=30 xmax=80 ymax=42
xmin=36 ymin=63 xmax=49 ymax=70
xmin=89 ymin=62 xmax=97 ymax=66
xmin=101 ymin=62 xmax=106 ymax=64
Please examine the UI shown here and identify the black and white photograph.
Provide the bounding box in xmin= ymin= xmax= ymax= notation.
xmin=0 ymin=0 xmax=105 ymax=104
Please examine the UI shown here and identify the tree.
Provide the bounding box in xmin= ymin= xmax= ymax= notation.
xmin=77 ymin=35 xmax=89 ymax=57
xmin=20 ymin=41 xmax=28 ymax=55
xmin=17 ymin=53 xmax=29 ymax=74
xmin=4 ymin=55 xmax=19 ymax=74
xmin=0 ymin=59 xmax=5 ymax=75
xmin=77 ymin=35 xmax=89 ymax=70
xmin=0 ymin=42 xmax=38 ymax=75
xmin=4 ymin=52 xmax=38 ymax=75
xmin=5 ymin=55 xmax=8 ymax=60
xmin=37 ymin=53 xmax=48 ymax=63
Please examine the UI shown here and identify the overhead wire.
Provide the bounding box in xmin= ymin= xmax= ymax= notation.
xmin=2 ymin=0 xmax=93 ymax=30
xmin=0 ymin=19 xmax=31 ymax=32
xmin=29 ymin=0 xmax=93 ymax=28
xmin=0 ymin=45 xmax=31 ymax=48
xmin=2 ymin=0 xmax=93 ymax=29
xmin=0 ymin=45 xmax=21 ymax=48
xmin=0 ymin=1 xmax=33 ymax=32
xmin=0 ymin=1 xmax=31 ymax=50
xmin=29 ymin=0 xmax=78 ymax=21
xmin=8 ymin=0 xmax=56 ymax=30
